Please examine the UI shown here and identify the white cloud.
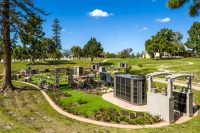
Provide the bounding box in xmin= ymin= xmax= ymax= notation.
xmin=89 ymin=9 xmax=113 ymax=18
xmin=138 ymin=27 xmax=148 ymax=32
xmin=62 ymin=29 xmax=66 ymax=32
xmin=156 ymin=17 xmax=171 ymax=23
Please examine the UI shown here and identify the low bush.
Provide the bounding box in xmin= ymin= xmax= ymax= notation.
xmin=63 ymin=92 xmax=72 ymax=97
xmin=77 ymin=98 xmax=88 ymax=105
xmin=93 ymin=108 xmax=161 ymax=125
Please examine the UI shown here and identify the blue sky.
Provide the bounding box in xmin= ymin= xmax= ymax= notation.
xmin=36 ymin=0 xmax=200 ymax=53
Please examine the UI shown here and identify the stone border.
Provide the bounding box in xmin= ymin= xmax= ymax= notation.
xmin=15 ymin=81 xmax=198 ymax=129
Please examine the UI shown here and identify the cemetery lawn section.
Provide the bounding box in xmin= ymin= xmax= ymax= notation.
xmin=1 ymin=58 xmax=200 ymax=132
xmin=0 ymin=81 xmax=200 ymax=132
xmin=52 ymin=85 xmax=124 ymax=116
xmin=0 ymin=57 xmax=200 ymax=75
xmin=105 ymin=58 xmax=200 ymax=81
xmin=1 ymin=58 xmax=200 ymax=81
xmin=0 ymin=58 xmax=104 ymax=74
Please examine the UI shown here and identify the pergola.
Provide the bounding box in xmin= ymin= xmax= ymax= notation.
xmin=146 ymin=72 xmax=172 ymax=93
xmin=165 ymin=74 xmax=194 ymax=97
xmin=118 ymin=61 xmax=128 ymax=68
xmin=54 ymin=68 xmax=73 ymax=87
xmin=147 ymin=72 xmax=194 ymax=122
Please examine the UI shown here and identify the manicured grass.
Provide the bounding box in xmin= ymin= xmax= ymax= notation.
xmin=193 ymin=90 xmax=200 ymax=106
xmin=1 ymin=58 xmax=200 ymax=132
xmin=0 ymin=58 xmax=104 ymax=74
xmin=0 ymin=81 xmax=200 ymax=132
xmin=56 ymin=85 xmax=127 ymax=116
xmin=105 ymin=58 xmax=200 ymax=81
xmin=106 ymin=58 xmax=200 ymax=71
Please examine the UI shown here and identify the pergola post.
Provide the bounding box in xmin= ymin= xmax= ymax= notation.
xmin=167 ymin=78 xmax=173 ymax=97
xmin=147 ymin=76 xmax=152 ymax=92
xmin=55 ymin=68 xmax=59 ymax=87
xmin=187 ymin=77 xmax=193 ymax=116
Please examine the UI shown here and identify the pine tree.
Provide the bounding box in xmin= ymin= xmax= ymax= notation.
xmin=0 ymin=0 xmax=46 ymax=91
xmin=52 ymin=18 xmax=62 ymax=50
xmin=19 ymin=14 xmax=45 ymax=64
xmin=83 ymin=37 xmax=104 ymax=62
xmin=168 ymin=0 xmax=200 ymax=17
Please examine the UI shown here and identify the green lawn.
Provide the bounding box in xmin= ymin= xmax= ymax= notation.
xmin=105 ymin=58 xmax=200 ymax=81
xmin=2 ymin=57 xmax=200 ymax=81
xmin=0 ymin=81 xmax=200 ymax=132
xmin=1 ymin=58 xmax=200 ymax=132
xmin=0 ymin=58 xmax=104 ymax=74
xmin=57 ymin=86 xmax=123 ymax=116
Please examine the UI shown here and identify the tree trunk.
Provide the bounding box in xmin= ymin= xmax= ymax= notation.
xmin=2 ymin=0 xmax=14 ymax=91
xmin=159 ymin=52 xmax=163 ymax=59
xmin=91 ymin=57 xmax=94 ymax=62
xmin=31 ymin=57 xmax=35 ymax=64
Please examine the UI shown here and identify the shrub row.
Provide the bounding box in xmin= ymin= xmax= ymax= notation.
xmin=94 ymin=108 xmax=161 ymax=125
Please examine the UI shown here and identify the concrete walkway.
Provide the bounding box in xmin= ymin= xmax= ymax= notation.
xmin=154 ymin=78 xmax=200 ymax=91
xmin=102 ymin=59 xmax=109 ymax=63
xmin=102 ymin=92 xmax=147 ymax=112
xmin=15 ymin=81 xmax=199 ymax=129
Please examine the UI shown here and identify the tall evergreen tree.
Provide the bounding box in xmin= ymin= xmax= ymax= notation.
xmin=0 ymin=31 xmax=3 ymax=60
xmin=83 ymin=37 xmax=104 ymax=62
xmin=52 ymin=18 xmax=62 ymax=50
xmin=185 ymin=21 xmax=200 ymax=55
xmin=0 ymin=0 xmax=46 ymax=90
xmin=19 ymin=14 xmax=45 ymax=64
xmin=70 ymin=46 xmax=82 ymax=58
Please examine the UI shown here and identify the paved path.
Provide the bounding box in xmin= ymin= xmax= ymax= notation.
xmin=154 ymin=78 xmax=200 ymax=91
xmin=102 ymin=92 xmax=148 ymax=112
xmin=102 ymin=59 xmax=109 ymax=63
xmin=15 ymin=81 xmax=199 ymax=129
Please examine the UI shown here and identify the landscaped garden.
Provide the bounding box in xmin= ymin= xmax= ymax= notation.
xmin=1 ymin=80 xmax=200 ymax=133
xmin=46 ymin=84 xmax=161 ymax=125
xmin=1 ymin=0 xmax=200 ymax=132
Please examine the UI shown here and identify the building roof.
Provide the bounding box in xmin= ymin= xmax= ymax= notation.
xmin=115 ymin=74 xmax=145 ymax=79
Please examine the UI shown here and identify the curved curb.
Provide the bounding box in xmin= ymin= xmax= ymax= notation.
xmin=15 ymin=81 xmax=198 ymax=129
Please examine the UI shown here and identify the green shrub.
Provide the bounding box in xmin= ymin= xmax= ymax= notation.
xmin=112 ymin=116 xmax=120 ymax=123
xmin=103 ymin=114 xmax=111 ymax=122
xmin=138 ymin=63 xmax=143 ymax=68
xmin=134 ymin=117 xmax=146 ymax=125
xmin=64 ymin=103 xmax=79 ymax=112
xmin=128 ymin=119 xmax=137 ymax=125
xmin=63 ymin=92 xmax=72 ymax=97
xmin=119 ymin=115 xmax=127 ymax=121
xmin=77 ymin=98 xmax=88 ymax=105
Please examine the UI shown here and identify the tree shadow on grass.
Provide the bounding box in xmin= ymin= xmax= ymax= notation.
xmin=103 ymin=62 xmax=114 ymax=66
xmin=13 ymin=86 xmax=38 ymax=92
xmin=129 ymin=68 xmax=158 ymax=75
xmin=153 ymin=58 xmax=182 ymax=61
xmin=27 ymin=60 xmax=76 ymax=66
xmin=59 ymin=84 xmax=74 ymax=91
